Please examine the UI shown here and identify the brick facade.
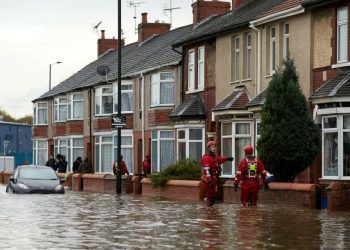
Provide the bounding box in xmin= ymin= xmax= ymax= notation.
xmin=192 ymin=0 xmax=231 ymax=25
xmin=138 ymin=13 xmax=170 ymax=43
xmin=32 ymin=126 xmax=48 ymax=138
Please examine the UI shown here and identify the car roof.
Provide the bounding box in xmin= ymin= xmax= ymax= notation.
xmin=18 ymin=165 xmax=53 ymax=170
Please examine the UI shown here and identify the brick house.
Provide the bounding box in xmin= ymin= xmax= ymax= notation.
xmin=32 ymin=14 xmax=192 ymax=174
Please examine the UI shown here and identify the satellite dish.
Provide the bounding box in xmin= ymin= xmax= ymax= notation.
xmin=97 ymin=65 xmax=111 ymax=76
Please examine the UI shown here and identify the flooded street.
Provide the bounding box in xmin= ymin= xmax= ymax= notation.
xmin=1 ymin=184 xmax=350 ymax=249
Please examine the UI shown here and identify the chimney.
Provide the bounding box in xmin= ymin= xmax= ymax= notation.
xmin=192 ymin=0 xmax=231 ymax=25
xmin=138 ymin=12 xmax=171 ymax=43
xmin=97 ymin=30 xmax=125 ymax=57
xmin=232 ymin=0 xmax=246 ymax=11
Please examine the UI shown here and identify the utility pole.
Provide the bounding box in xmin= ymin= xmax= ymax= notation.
xmin=117 ymin=0 xmax=122 ymax=194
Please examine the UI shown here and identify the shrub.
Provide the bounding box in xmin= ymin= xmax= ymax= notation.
xmin=150 ymin=159 xmax=202 ymax=188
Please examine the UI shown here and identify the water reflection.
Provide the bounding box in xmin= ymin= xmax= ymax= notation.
xmin=1 ymin=185 xmax=350 ymax=249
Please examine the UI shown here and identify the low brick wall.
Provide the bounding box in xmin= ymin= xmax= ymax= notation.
xmin=81 ymin=174 xmax=133 ymax=194
xmin=3 ymin=171 xmax=13 ymax=185
xmin=0 ymin=171 xmax=4 ymax=184
xmin=141 ymin=178 xmax=201 ymax=201
xmin=223 ymin=180 xmax=319 ymax=209
xmin=72 ymin=173 xmax=83 ymax=191
xmin=82 ymin=174 xmax=109 ymax=192
xmin=103 ymin=175 xmax=133 ymax=194
xmin=324 ymin=182 xmax=350 ymax=212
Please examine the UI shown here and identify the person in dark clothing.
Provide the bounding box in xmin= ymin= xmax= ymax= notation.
xmin=73 ymin=156 xmax=82 ymax=173
xmin=46 ymin=155 xmax=57 ymax=171
xmin=57 ymin=155 xmax=68 ymax=173
xmin=78 ymin=157 xmax=93 ymax=173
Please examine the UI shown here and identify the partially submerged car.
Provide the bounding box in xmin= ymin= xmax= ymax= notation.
xmin=6 ymin=165 xmax=65 ymax=194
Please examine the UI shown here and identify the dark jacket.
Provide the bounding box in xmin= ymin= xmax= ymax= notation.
xmin=73 ymin=159 xmax=82 ymax=173
xmin=57 ymin=160 xmax=68 ymax=173
xmin=46 ymin=158 xmax=57 ymax=171
xmin=79 ymin=159 xmax=93 ymax=173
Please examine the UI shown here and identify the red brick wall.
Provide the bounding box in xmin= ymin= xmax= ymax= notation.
xmin=67 ymin=120 xmax=84 ymax=134
xmin=192 ymin=0 xmax=231 ymax=24
xmin=148 ymin=109 xmax=173 ymax=126
xmin=52 ymin=123 xmax=66 ymax=136
xmin=312 ymin=67 xmax=342 ymax=93
xmin=97 ymin=30 xmax=125 ymax=57
xmin=138 ymin=23 xmax=170 ymax=43
xmin=32 ymin=126 xmax=48 ymax=138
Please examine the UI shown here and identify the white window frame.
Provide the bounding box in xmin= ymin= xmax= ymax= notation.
xmin=33 ymin=140 xmax=48 ymax=166
xmin=152 ymin=130 xmax=175 ymax=173
xmin=54 ymin=137 xmax=84 ymax=172
xmin=188 ymin=49 xmax=195 ymax=91
xmin=151 ymin=72 xmax=175 ymax=107
xmin=283 ymin=23 xmax=290 ymax=60
xmin=54 ymin=96 xmax=68 ymax=122
xmin=198 ymin=46 xmax=205 ymax=90
xmin=113 ymin=80 xmax=133 ymax=114
xmin=176 ymin=127 xmax=205 ymax=161
xmin=69 ymin=93 xmax=84 ymax=120
xmin=246 ymin=34 xmax=252 ymax=79
xmin=221 ymin=121 xmax=253 ymax=177
xmin=33 ymin=102 xmax=48 ymax=125
xmin=234 ymin=36 xmax=240 ymax=81
xmin=337 ymin=6 xmax=348 ymax=63
xmin=270 ymin=27 xmax=276 ymax=74
xmin=95 ymin=85 xmax=113 ymax=116
xmin=95 ymin=130 xmax=133 ymax=174
xmin=255 ymin=119 xmax=261 ymax=155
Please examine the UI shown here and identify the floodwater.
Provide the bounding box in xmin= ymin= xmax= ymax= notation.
xmin=1 ymin=185 xmax=350 ymax=249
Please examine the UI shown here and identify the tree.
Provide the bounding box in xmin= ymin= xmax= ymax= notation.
xmin=257 ymin=58 xmax=320 ymax=182
xmin=0 ymin=109 xmax=33 ymax=124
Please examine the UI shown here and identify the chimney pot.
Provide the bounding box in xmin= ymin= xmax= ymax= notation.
xmin=101 ymin=30 xmax=105 ymax=39
xmin=141 ymin=12 xmax=148 ymax=24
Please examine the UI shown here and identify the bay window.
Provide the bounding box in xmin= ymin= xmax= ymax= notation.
xmin=54 ymin=137 xmax=84 ymax=172
xmin=151 ymin=72 xmax=174 ymax=106
xmin=95 ymin=86 xmax=113 ymax=115
xmin=33 ymin=102 xmax=48 ymax=125
xmin=221 ymin=122 xmax=252 ymax=176
xmin=337 ymin=7 xmax=348 ymax=62
xmin=177 ymin=128 xmax=204 ymax=161
xmin=152 ymin=130 xmax=175 ymax=172
xmin=33 ymin=140 xmax=47 ymax=165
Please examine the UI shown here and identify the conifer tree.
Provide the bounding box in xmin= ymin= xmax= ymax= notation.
xmin=257 ymin=59 xmax=320 ymax=181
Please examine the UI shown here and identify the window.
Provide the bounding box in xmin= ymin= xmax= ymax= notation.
xmin=113 ymin=80 xmax=133 ymax=113
xmin=177 ymin=128 xmax=204 ymax=161
xmin=151 ymin=72 xmax=174 ymax=106
xmin=188 ymin=50 xmax=195 ymax=91
xmin=152 ymin=130 xmax=175 ymax=173
xmin=69 ymin=93 xmax=83 ymax=119
xmin=95 ymin=132 xmax=133 ymax=173
xmin=337 ymin=7 xmax=348 ymax=62
xmin=255 ymin=120 xmax=261 ymax=151
xmin=95 ymin=86 xmax=113 ymax=115
xmin=198 ymin=46 xmax=205 ymax=89
xmin=270 ymin=27 xmax=276 ymax=74
xmin=283 ymin=23 xmax=290 ymax=59
xmin=33 ymin=102 xmax=48 ymax=125
xmin=221 ymin=122 xmax=252 ymax=176
xmin=323 ymin=116 xmax=339 ymax=177
xmin=246 ymin=34 xmax=252 ymax=79
xmin=234 ymin=36 xmax=240 ymax=81
xmin=54 ymin=97 xmax=68 ymax=122
xmin=72 ymin=138 xmax=84 ymax=171
xmin=33 ymin=140 xmax=47 ymax=166
xmin=54 ymin=138 xmax=84 ymax=172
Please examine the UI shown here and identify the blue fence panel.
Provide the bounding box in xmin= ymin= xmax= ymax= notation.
xmin=12 ymin=152 xmax=33 ymax=169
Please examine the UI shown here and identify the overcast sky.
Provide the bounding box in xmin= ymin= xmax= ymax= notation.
xmin=0 ymin=0 xmax=228 ymax=118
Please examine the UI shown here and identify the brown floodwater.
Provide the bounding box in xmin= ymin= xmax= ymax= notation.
xmin=1 ymin=184 xmax=350 ymax=249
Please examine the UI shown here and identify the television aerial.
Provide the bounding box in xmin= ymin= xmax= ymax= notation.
xmin=93 ymin=21 xmax=102 ymax=38
xmin=163 ymin=0 xmax=180 ymax=27
xmin=128 ymin=1 xmax=145 ymax=34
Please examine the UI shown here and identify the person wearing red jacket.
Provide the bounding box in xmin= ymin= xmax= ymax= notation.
xmin=112 ymin=155 xmax=129 ymax=175
xmin=142 ymin=154 xmax=151 ymax=175
xmin=234 ymin=145 xmax=269 ymax=206
xmin=202 ymin=141 xmax=233 ymax=206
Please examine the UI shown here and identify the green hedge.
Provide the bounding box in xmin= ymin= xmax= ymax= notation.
xmin=150 ymin=159 xmax=202 ymax=188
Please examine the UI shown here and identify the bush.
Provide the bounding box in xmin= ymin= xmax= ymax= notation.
xmin=150 ymin=159 xmax=202 ymax=188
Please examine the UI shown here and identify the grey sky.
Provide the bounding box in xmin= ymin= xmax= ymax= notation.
xmin=0 ymin=0 xmax=209 ymax=118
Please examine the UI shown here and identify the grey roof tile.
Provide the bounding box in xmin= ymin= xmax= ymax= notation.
xmin=247 ymin=89 xmax=267 ymax=107
xmin=170 ymin=94 xmax=206 ymax=120
xmin=213 ymin=88 xmax=250 ymax=111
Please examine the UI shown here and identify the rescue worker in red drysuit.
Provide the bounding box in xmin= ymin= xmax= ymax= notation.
xmin=202 ymin=141 xmax=234 ymax=206
xmin=112 ymin=155 xmax=129 ymax=175
xmin=234 ymin=145 xmax=269 ymax=206
xmin=142 ymin=154 xmax=151 ymax=175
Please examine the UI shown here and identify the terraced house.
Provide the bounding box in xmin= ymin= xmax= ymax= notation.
xmin=32 ymin=0 xmax=348 ymax=187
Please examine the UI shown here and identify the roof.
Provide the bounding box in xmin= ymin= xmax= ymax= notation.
xmin=212 ymin=88 xmax=250 ymax=111
xmin=170 ymin=94 xmax=206 ymax=120
xmin=302 ymin=0 xmax=342 ymax=10
xmin=173 ymin=0 xmax=287 ymax=47
xmin=34 ymin=25 xmax=193 ymax=101
xmin=310 ymin=67 xmax=350 ymax=100
xmin=247 ymin=89 xmax=267 ymax=107
xmin=256 ymin=0 xmax=304 ymax=19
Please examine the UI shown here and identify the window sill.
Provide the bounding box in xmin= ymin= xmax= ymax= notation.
xmin=332 ymin=61 xmax=350 ymax=69
xmin=265 ymin=74 xmax=273 ymax=78
xmin=150 ymin=104 xmax=175 ymax=109
xmin=229 ymin=80 xmax=240 ymax=85
xmin=33 ymin=124 xmax=48 ymax=126
xmin=185 ymin=88 xmax=204 ymax=94
xmin=241 ymin=78 xmax=252 ymax=82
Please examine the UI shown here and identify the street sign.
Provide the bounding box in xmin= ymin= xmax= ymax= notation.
xmin=111 ymin=115 xmax=126 ymax=129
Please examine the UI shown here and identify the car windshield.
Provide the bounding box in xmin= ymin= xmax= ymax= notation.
xmin=19 ymin=168 xmax=58 ymax=180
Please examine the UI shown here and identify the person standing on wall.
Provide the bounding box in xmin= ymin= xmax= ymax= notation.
xmin=112 ymin=155 xmax=129 ymax=176
xmin=234 ymin=145 xmax=269 ymax=206
xmin=142 ymin=154 xmax=151 ymax=176
xmin=201 ymin=141 xmax=234 ymax=206
xmin=73 ymin=156 xmax=82 ymax=173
